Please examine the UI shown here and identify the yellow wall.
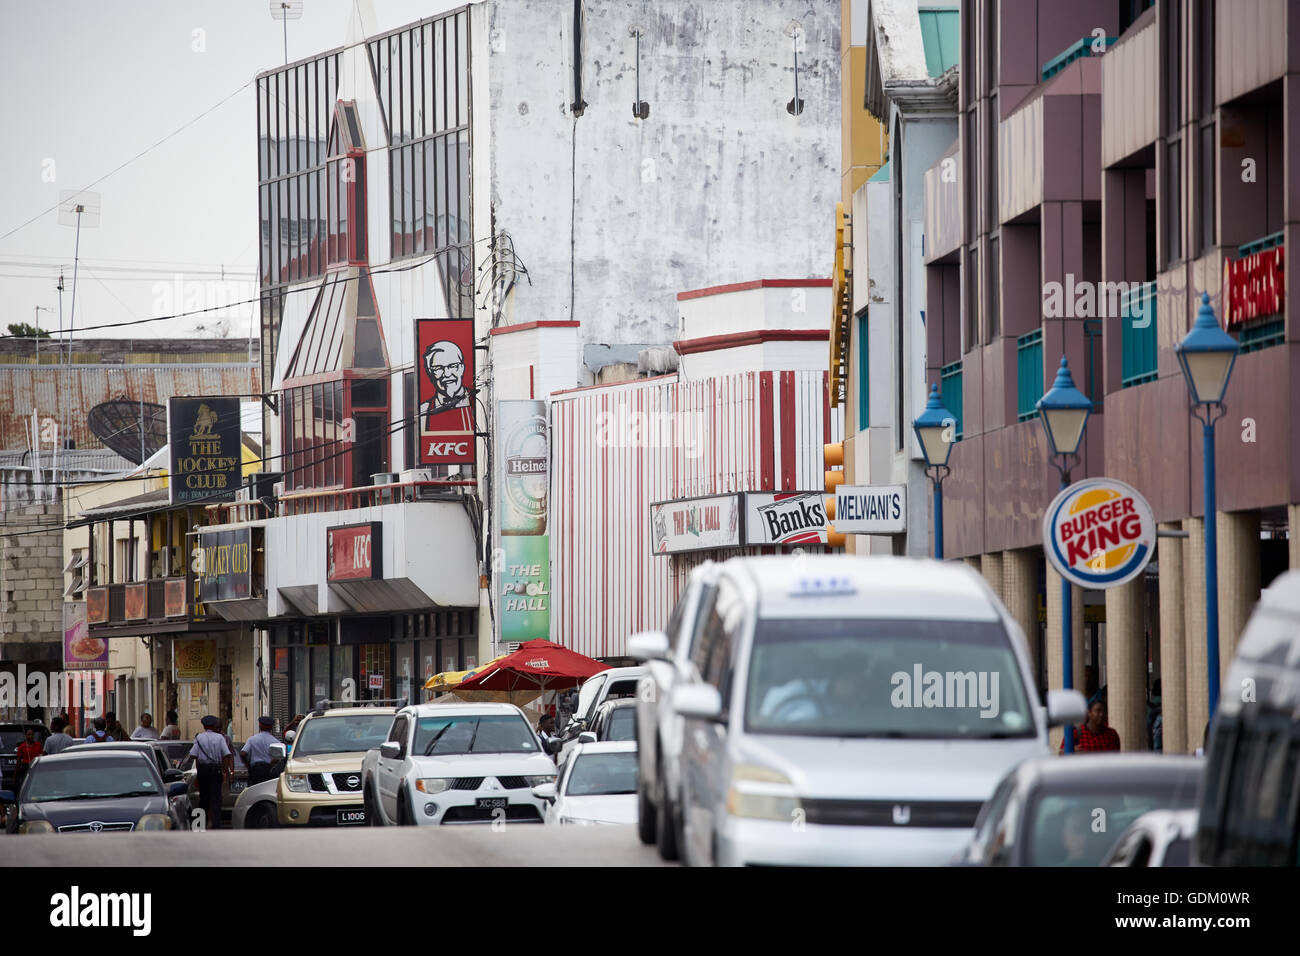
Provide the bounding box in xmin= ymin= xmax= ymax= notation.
xmin=841 ymin=2 xmax=887 ymax=207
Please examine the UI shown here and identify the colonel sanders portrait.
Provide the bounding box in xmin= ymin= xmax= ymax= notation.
xmin=420 ymin=339 xmax=472 ymax=430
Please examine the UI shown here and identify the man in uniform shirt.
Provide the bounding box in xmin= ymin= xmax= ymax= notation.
xmin=190 ymin=714 xmax=233 ymax=829
xmin=241 ymin=716 xmax=280 ymax=787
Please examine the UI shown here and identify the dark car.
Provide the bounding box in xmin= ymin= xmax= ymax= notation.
xmin=1102 ymin=809 xmax=1200 ymax=867
xmin=954 ymin=754 xmax=1203 ymax=866
xmin=0 ymin=722 xmax=50 ymax=791
xmin=0 ymin=749 xmax=188 ymax=833
xmin=63 ymin=740 xmax=194 ymax=827
xmin=587 ymin=699 xmax=638 ymax=743
xmin=153 ymin=739 xmax=194 ymax=769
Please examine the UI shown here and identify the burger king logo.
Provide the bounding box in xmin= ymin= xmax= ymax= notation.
xmin=1043 ymin=478 xmax=1155 ymax=589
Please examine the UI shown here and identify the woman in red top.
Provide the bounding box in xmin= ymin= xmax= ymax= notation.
xmin=14 ymin=727 xmax=44 ymax=792
xmin=1060 ymin=698 xmax=1121 ymax=753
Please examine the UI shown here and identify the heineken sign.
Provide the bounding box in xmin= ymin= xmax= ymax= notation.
xmin=168 ymin=396 xmax=241 ymax=504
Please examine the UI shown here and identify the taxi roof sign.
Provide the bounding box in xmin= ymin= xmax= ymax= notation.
xmin=789 ymin=575 xmax=856 ymax=597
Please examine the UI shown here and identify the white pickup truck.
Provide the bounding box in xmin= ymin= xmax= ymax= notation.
xmin=360 ymin=702 xmax=556 ymax=825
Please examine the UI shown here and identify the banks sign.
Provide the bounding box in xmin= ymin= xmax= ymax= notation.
xmin=1043 ymin=478 xmax=1155 ymax=589
xmin=744 ymin=492 xmax=829 ymax=546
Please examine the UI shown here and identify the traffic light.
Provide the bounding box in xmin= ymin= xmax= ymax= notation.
xmin=824 ymin=441 xmax=846 ymax=548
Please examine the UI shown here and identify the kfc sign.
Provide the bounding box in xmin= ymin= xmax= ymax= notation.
xmin=417 ymin=318 xmax=476 ymax=466
xmin=1223 ymin=245 xmax=1285 ymax=330
xmin=328 ymin=522 xmax=383 ymax=582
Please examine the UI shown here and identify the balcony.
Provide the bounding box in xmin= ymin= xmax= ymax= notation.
xmin=1120 ymin=281 xmax=1157 ymax=387
xmin=86 ymin=577 xmax=189 ymax=630
xmin=1016 ymin=329 xmax=1044 ymax=422
xmin=940 ymin=361 xmax=963 ymax=438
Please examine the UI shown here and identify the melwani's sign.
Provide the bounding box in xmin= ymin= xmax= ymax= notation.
xmin=1043 ymin=478 xmax=1155 ymax=590
xmin=328 ymin=522 xmax=383 ymax=582
xmin=1223 ymin=245 xmax=1284 ymax=330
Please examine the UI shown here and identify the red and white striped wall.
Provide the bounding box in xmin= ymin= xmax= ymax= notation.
xmin=548 ymin=369 xmax=841 ymax=659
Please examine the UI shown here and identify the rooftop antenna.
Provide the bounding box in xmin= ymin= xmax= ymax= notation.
xmin=270 ymin=1 xmax=304 ymax=66
xmin=33 ymin=305 xmax=54 ymax=365
xmin=57 ymin=190 xmax=101 ymax=483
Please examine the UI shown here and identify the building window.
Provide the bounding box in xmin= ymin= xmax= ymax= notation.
xmin=940 ymin=361 xmax=964 ymax=438
xmin=1162 ymin=0 xmax=1183 ymax=265
xmin=965 ymin=246 xmax=980 ymax=351
xmin=1016 ymin=328 xmax=1043 ymax=421
xmin=856 ymin=312 xmax=869 ymax=431
xmin=986 ymin=235 xmax=1000 ymax=340
xmin=1195 ymin=0 xmax=1216 ymax=253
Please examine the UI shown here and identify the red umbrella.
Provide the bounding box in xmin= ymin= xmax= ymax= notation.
xmin=453 ymin=639 xmax=609 ymax=693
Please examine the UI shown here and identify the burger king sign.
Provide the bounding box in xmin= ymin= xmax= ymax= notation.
xmin=1043 ymin=478 xmax=1156 ymax=589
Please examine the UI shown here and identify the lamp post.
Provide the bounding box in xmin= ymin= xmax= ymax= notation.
xmin=1036 ymin=356 xmax=1092 ymax=754
xmin=913 ymin=383 xmax=957 ymax=559
xmin=1174 ymin=292 xmax=1239 ymax=720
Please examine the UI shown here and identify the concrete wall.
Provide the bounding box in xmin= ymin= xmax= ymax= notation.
xmin=484 ymin=0 xmax=842 ymax=346
xmin=0 ymin=501 xmax=64 ymax=651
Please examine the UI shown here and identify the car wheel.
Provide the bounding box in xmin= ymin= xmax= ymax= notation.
xmin=246 ymin=803 xmax=276 ymax=829
xmin=365 ymin=784 xmax=383 ymax=826
xmin=637 ymin=775 xmax=658 ymax=846
xmin=655 ymin=772 xmax=680 ymax=861
xmin=396 ymin=790 xmax=413 ymax=826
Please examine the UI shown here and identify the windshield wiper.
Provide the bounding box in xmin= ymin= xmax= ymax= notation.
xmin=423 ymin=723 xmax=456 ymax=756
xmin=466 ymin=720 xmax=481 ymax=753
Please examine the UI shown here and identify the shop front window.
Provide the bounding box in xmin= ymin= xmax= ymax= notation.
xmin=332 ymin=645 xmax=355 ymax=703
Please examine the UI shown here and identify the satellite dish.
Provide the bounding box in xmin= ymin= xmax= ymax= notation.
xmin=87 ymin=400 xmax=168 ymax=465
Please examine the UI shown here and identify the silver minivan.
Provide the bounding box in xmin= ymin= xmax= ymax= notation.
xmin=673 ymin=554 xmax=1086 ymax=866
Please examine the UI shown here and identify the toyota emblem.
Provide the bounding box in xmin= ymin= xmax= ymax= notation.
xmin=346 ymin=775 xmax=360 ymax=788
xmin=89 ymin=821 xmax=104 ymax=832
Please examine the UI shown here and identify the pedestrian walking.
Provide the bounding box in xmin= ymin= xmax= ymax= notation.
xmin=42 ymin=718 xmax=76 ymax=756
xmin=1059 ymin=698 xmax=1121 ymax=753
xmin=130 ymin=713 xmax=160 ymax=740
xmin=241 ymin=716 xmax=280 ymax=786
xmin=158 ymin=710 xmax=181 ymax=740
xmin=189 ymin=715 xmax=233 ymax=829
xmin=104 ymin=711 xmax=127 ymax=743
xmin=84 ymin=716 xmax=114 ymax=743
xmin=14 ymin=727 xmax=43 ymax=792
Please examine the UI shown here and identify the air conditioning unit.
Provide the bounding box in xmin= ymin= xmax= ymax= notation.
xmin=400 ymin=469 xmax=434 ymax=484
xmin=371 ymin=472 xmax=399 ymax=486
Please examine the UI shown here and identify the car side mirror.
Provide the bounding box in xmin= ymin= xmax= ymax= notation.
xmin=577 ymin=732 xmax=596 ymax=745
xmin=167 ymin=782 xmax=189 ymax=798
xmin=531 ymin=782 xmax=556 ymax=803
xmin=674 ymin=683 xmax=723 ymax=721
xmin=380 ymin=741 xmax=402 ymax=760
xmin=626 ymin=630 xmax=670 ymax=662
xmin=269 ymin=743 xmax=286 ymax=761
xmin=162 ymin=769 xmax=184 ymax=783
xmin=1046 ymin=689 xmax=1088 ymax=727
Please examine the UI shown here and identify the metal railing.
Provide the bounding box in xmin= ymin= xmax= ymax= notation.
xmin=278 ymin=479 xmax=478 ymax=516
xmin=1120 ymin=281 xmax=1158 ymax=388
xmin=1016 ymin=329 xmax=1044 ymax=422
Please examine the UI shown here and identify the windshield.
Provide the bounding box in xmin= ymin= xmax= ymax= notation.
xmin=744 ymin=618 xmax=1034 ymax=739
xmin=606 ymin=708 xmax=636 ymax=742
xmin=25 ymin=758 xmax=161 ymax=802
xmin=292 ymin=715 xmax=394 ymax=757
xmin=1029 ymin=786 xmax=1200 ymax=866
xmin=565 ymin=752 xmax=638 ymax=797
xmin=413 ymin=714 xmax=540 ymax=756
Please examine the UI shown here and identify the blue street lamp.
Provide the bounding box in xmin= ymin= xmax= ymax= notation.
xmin=1037 ymin=355 xmax=1092 ymax=754
xmin=1175 ymin=291 xmax=1239 ymax=720
xmin=913 ymin=383 xmax=956 ymax=559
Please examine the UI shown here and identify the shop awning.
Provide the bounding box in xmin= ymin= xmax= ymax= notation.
xmin=208 ymin=597 xmax=270 ymax=623
xmin=327 ymin=577 xmax=435 ymax=615
xmin=278 ymin=586 xmax=319 ymax=616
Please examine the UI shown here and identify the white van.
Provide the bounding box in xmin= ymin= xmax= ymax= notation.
xmin=673 ymin=554 xmax=1086 ymax=866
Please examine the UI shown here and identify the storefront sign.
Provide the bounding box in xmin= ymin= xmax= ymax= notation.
xmin=174 ymin=639 xmax=218 ymax=683
xmin=368 ymin=674 xmax=385 ymax=690
xmin=500 ymin=536 xmax=550 ymax=642
xmin=198 ymin=528 xmax=253 ymax=602
xmin=497 ymin=400 xmax=549 ymax=535
xmin=650 ymin=493 xmax=742 ymax=555
xmin=1043 ymin=478 xmax=1156 ymax=589
xmin=1223 ymin=245 xmax=1285 ymax=330
xmin=85 ymin=587 xmax=109 ymax=626
xmin=168 ymin=396 xmax=241 ymax=504
xmin=63 ymin=602 xmax=106 ymax=671
xmin=833 ymin=484 xmax=907 ymax=535
xmin=327 ymin=522 xmax=383 ymax=582
xmin=744 ymin=492 xmax=830 ymax=546
xmin=416 ymin=318 xmax=476 ymax=466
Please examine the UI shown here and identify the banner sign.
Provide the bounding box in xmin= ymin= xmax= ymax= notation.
xmin=164 ymin=578 xmax=187 ymax=618
xmin=833 ymin=484 xmax=907 ymax=535
xmin=198 ymin=528 xmax=253 ymax=602
xmin=1043 ymin=478 xmax=1156 ymax=589
xmin=63 ymin=602 xmax=106 ymax=671
xmin=500 ymin=536 xmax=550 ymax=642
xmin=174 ymin=639 xmax=218 ymax=683
xmin=497 ymin=400 xmax=549 ymax=536
xmin=744 ymin=492 xmax=830 ymax=546
xmin=416 ymin=318 xmax=476 ymax=465
xmin=650 ymin=493 xmax=742 ymax=555
xmin=124 ymin=583 xmax=147 ymax=621
xmin=1223 ymin=244 xmax=1284 ymax=330
xmin=85 ymin=587 xmax=109 ymax=626
xmin=327 ymin=522 xmax=383 ymax=582
xmin=168 ymin=396 xmax=241 ymax=504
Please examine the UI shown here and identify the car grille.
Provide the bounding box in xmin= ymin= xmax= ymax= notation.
xmin=332 ymin=773 xmax=363 ymax=792
xmin=451 ymin=777 xmax=484 ymax=790
xmin=800 ymin=799 xmax=983 ymax=828
xmin=441 ymin=805 xmax=543 ymax=824
xmin=495 ymin=776 xmax=531 ymax=790
xmin=307 ymin=773 xmax=329 ymax=792
xmin=56 ymin=821 xmax=136 ymax=833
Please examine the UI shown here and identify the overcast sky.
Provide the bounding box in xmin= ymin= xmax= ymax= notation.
xmin=0 ymin=0 xmax=465 ymax=341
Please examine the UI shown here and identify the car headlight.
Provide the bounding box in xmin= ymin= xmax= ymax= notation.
xmin=524 ymin=774 xmax=556 ymax=787
xmin=415 ymin=778 xmax=452 ymax=794
xmin=726 ymin=763 xmax=800 ymax=822
xmin=136 ymin=814 xmax=173 ymax=831
xmin=285 ymin=773 xmax=310 ymax=793
xmin=18 ymin=819 xmax=54 ymax=834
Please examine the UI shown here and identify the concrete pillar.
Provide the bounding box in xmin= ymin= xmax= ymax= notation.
xmin=1289 ymin=504 xmax=1300 ymax=569
xmin=1217 ymin=510 xmax=1261 ymax=676
xmin=1105 ymin=576 xmax=1148 ymax=751
xmin=1184 ymin=517 xmax=1209 ymax=753
xmin=1004 ymin=549 xmax=1041 ymax=686
xmin=980 ymin=552 xmax=1005 ymax=603
xmin=963 ymin=556 xmax=981 ymax=573
xmin=1157 ymin=523 xmax=1188 ymax=754
xmin=1046 ymin=561 xmax=1086 ymax=751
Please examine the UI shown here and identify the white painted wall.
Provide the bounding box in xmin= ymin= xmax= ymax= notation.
xmin=491 ymin=325 xmax=582 ymax=400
